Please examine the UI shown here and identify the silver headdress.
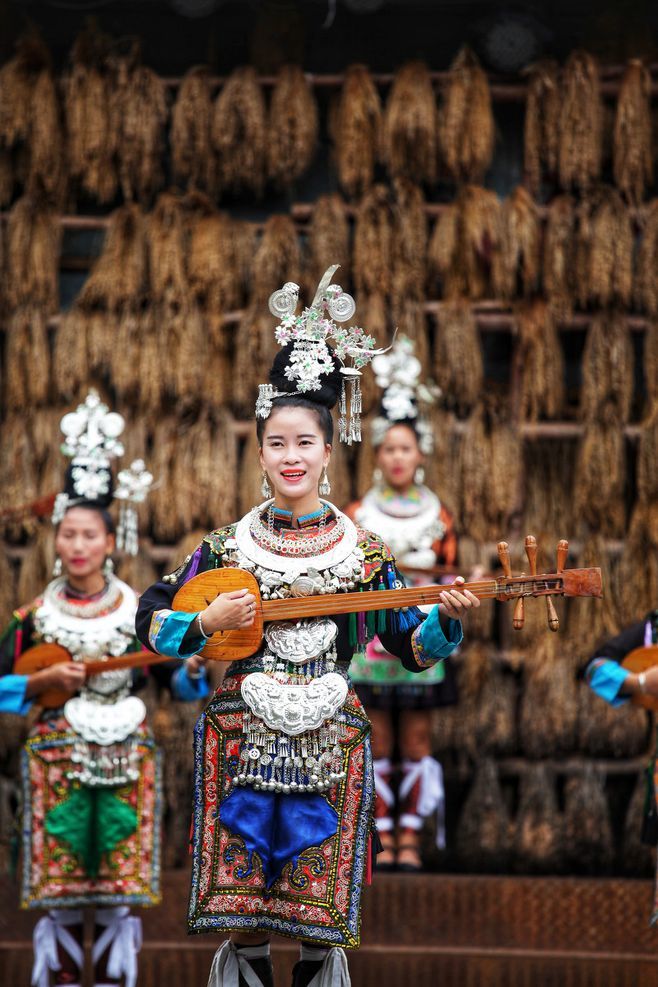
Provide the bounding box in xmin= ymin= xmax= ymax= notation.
xmin=52 ymin=391 xmax=153 ymax=556
xmin=370 ymin=335 xmax=440 ymax=455
xmin=256 ymin=264 xmax=384 ymax=444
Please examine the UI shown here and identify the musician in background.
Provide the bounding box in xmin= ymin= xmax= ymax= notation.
xmin=0 ymin=392 xmax=208 ymax=987
xmin=344 ymin=336 xmax=458 ymax=873
xmin=135 ymin=274 xmax=478 ymax=987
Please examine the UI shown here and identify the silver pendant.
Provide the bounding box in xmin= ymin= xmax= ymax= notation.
xmin=265 ymin=618 xmax=338 ymax=665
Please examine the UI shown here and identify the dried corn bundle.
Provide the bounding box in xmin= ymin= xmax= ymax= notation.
xmin=171 ymin=409 xmax=237 ymax=534
xmin=580 ymin=312 xmax=634 ymax=424
xmin=439 ymin=47 xmax=494 ymax=185
xmin=267 ymin=65 xmax=318 ymax=189
xmin=578 ymin=679 xmax=650 ymax=758
xmin=613 ymin=60 xmax=652 ymax=206
xmin=352 ymin=184 xmax=394 ymax=297
xmin=565 ymin=534 xmax=619 ymax=665
xmin=427 ymin=204 xmax=460 ymax=298
xmin=622 ymin=771 xmax=655 ymax=876
xmin=304 ymin=194 xmax=350 ymax=295
xmin=573 ymin=420 xmax=626 ymax=536
xmin=433 ymin=301 xmax=483 ymax=416
xmin=498 ymin=187 xmax=541 ymax=300
xmin=63 ymin=26 xmax=117 ymax=203
xmin=171 ymin=67 xmax=217 ymax=196
xmin=52 ymin=307 xmax=90 ymax=403
xmin=458 ymin=403 xmax=522 ymax=543
xmin=635 ymin=201 xmax=658 ymax=316
xmin=456 ymin=759 xmax=512 ymax=872
xmin=577 ymin=188 xmax=633 ymax=309
xmin=0 ymin=31 xmax=65 ymax=204
xmin=3 ymin=306 xmax=50 ymax=411
xmin=17 ymin=522 xmax=54 ymax=604
xmin=381 ymin=62 xmax=438 ymax=186
xmin=513 ymin=765 xmax=563 ymax=874
xmin=515 ymin=300 xmax=565 ymax=423
xmin=212 ymin=66 xmax=267 ymax=198
xmin=615 ymin=502 xmax=658 ymax=625
xmin=543 ymin=195 xmax=576 ymax=319
xmin=186 ymin=202 xmax=243 ymax=312
xmin=519 ymin=644 xmax=578 ymax=757
xmin=523 ymin=60 xmax=560 ymax=194
xmin=237 ymin=428 xmax=265 ymax=519
xmin=110 ymin=52 xmax=167 ymax=205
xmin=459 ymin=186 xmax=504 ymax=300
xmin=563 ymin=769 xmax=614 ymax=874
xmin=558 ymin=51 xmax=603 ymax=192
xmin=78 ymin=204 xmax=147 ymax=317
xmin=5 ymin=195 xmax=60 ymax=311
xmin=330 ymin=65 xmax=381 ymax=199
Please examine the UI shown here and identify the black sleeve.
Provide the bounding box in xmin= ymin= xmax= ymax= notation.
xmin=580 ymin=618 xmax=647 ymax=678
xmin=135 ymin=541 xmax=212 ymax=654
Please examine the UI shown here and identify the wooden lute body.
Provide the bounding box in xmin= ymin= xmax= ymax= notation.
xmin=14 ymin=643 xmax=172 ymax=708
xmin=172 ymin=564 xmax=603 ymax=662
xmin=621 ymin=645 xmax=658 ymax=712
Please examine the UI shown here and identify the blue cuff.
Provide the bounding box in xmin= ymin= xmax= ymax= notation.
xmin=172 ymin=664 xmax=210 ymax=702
xmin=0 ymin=674 xmax=32 ymax=715
xmin=586 ymin=659 xmax=630 ymax=707
xmin=411 ymin=607 xmax=463 ymax=668
xmin=148 ymin=609 xmax=204 ymax=658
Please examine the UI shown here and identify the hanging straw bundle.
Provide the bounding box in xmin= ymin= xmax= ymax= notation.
xmin=427 ymin=204 xmax=460 ymax=298
xmin=0 ymin=547 xmax=18 ymax=630
xmin=457 ymin=402 xmax=522 ymax=542
xmin=170 ymin=408 xmax=237 ymax=535
xmin=0 ymin=31 xmax=65 ymax=205
xmin=267 ymin=65 xmax=318 ymax=190
xmin=498 ymin=187 xmax=541 ymax=300
xmin=170 ymin=67 xmax=217 ymax=196
xmin=565 ymin=534 xmax=619 ymax=666
xmin=433 ymin=300 xmax=483 ymax=416
xmin=149 ymin=416 xmax=181 ymax=543
xmin=635 ymin=200 xmax=658 ymax=317
xmin=110 ymin=47 xmax=167 ymax=205
xmin=523 ymin=60 xmax=560 ymax=195
xmin=578 ymin=678 xmax=650 ymax=759
xmin=543 ymin=195 xmax=576 ymax=319
xmin=147 ymin=191 xmax=189 ymax=305
xmin=616 ymin=501 xmax=658 ymax=625
xmin=62 ymin=25 xmax=117 ymax=204
xmin=330 ymin=65 xmax=381 ymax=199
xmin=381 ymin=61 xmax=438 ymax=186
xmin=78 ymin=203 xmax=147 ymax=311
xmin=352 ymin=184 xmax=394 ymax=297
xmin=573 ymin=419 xmax=626 ymax=536
xmin=613 ymin=60 xmax=652 ymax=206
xmin=521 ymin=439 xmax=577 ymax=540
xmin=3 ymin=306 xmax=50 ymax=411
xmin=185 ymin=197 xmax=242 ymax=311
xmin=514 ymin=300 xmax=565 ymax=423
xmin=579 ymin=312 xmax=634 ymax=424
xmin=458 ymin=185 xmax=504 ymax=300
xmin=637 ymin=406 xmax=658 ymax=505
xmin=52 ymin=307 xmax=90 ymax=403
xmin=17 ymin=522 xmax=54 ymax=605
xmin=30 ymin=405 xmax=65 ymax=497
xmin=116 ymin=553 xmax=159 ymax=595
xmin=304 ymin=194 xmax=351 ymax=295
xmin=5 ymin=195 xmax=61 ymax=311
xmin=0 ymin=417 xmax=38 ymax=538
xmin=513 ymin=765 xmax=563 ymax=874
xmin=577 ymin=188 xmax=633 ymax=309
xmin=519 ymin=644 xmax=578 ymax=757
xmin=563 ymin=768 xmax=614 ymax=875
xmin=237 ymin=428 xmax=265 ymax=519
xmin=456 ymin=759 xmax=512 ymax=873
xmin=212 ymin=66 xmax=267 ymax=198
xmin=232 ymin=214 xmax=301 ymax=412
xmin=558 ymin=50 xmax=603 ymax=192
xmin=474 ymin=659 xmax=518 ymax=757
xmin=390 ymin=178 xmax=427 ymax=308
xmin=622 ymin=771 xmax=655 ymax=877
xmin=439 ymin=47 xmax=494 ymax=185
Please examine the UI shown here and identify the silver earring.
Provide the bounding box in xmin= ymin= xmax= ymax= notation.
xmin=261 ymin=472 xmax=272 ymax=499
xmin=52 ymin=556 xmax=62 ymax=578
xmin=103 ymin=557 xmax=114 ymax=578
xmin=414 ymin=466 xmax=425 ymax=485
xmin=319 ymin=468 xmax=331 ymax=496
xmin=373 ymin=467 xmax=383 ymax=488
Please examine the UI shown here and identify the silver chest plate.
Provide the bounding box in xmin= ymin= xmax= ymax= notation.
xmin=264 ymin=618 xmax=337 ymax=666
xmin=241 ymin=672 xmax=348 ymax=736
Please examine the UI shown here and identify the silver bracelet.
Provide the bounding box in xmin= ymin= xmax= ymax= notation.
xmin=638 ymin=671 xmax=647 ymax=694
xmin=186 ymin=664 xmax=203 ymax=680
xmin=197 ymin=612 xmax=210 ymax=641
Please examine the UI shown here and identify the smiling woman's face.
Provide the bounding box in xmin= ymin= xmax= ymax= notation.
xmin=55 ymin=507 xmax=115 ymax=579
xmin=375 ymin=424 xmax=423 ymax=491
xmin=259 ymin=406 xmax=331 ymax=512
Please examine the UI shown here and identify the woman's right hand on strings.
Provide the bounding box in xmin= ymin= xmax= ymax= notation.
xmin=200 ymin=589 xmax=257 ymax=634
xmin=26 ymin=661 xmax=86 ymax=697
